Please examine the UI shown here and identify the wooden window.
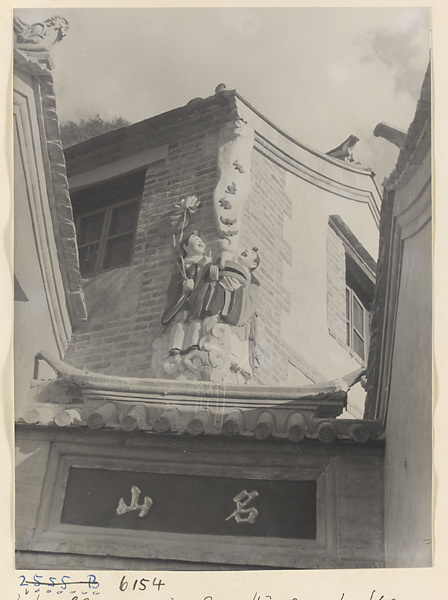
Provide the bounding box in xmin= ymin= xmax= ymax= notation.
xmin=327 ymin=215 xmax=375 ymax=363
xmin=77 ymin=199 xmax=140 ymax=276
xmin=72 ymin=170 xmax=146 ymax=277
xmin=346 ymin=286 xmax=368 ymax=360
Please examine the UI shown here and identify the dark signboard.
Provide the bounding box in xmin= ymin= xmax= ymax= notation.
xmin=61 ymin=467 xmax=317 ymax=540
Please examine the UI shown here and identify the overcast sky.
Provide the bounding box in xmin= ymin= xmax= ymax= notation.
xmin=16 ymin=7 xmax=430 ymax=184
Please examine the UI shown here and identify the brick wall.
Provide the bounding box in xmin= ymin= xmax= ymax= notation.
xmin=327 ymin=222 xmax=347 ymax=349
xmin=239 ymin=150 xmax=293 ymax=386
xmin=64 ymin=108 xmax=330 ymax=387
xmin=65 ymin=104 xmax=230 ymax=378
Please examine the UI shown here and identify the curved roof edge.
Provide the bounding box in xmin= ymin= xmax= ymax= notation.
xmin=18 ymin=353 xmax=385 ymax=444
xmin=34 ymin=351 xmax=365 ymax=402
xmin=64 ymin=88 xmax=377 ymax=178
xmin=62 ymin=87 xmax=382 ymax=225
xmin=229 ymin=90 xmax=376 ymax=176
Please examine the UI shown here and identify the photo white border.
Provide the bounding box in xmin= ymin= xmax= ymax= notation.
xmin=2 ymin=2 xmax=445 ymax=599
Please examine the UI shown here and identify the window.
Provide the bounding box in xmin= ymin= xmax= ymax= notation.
xmin=71 ymin=170 xmax=146 ymax=277
xmin=77 ymin=200 xmax=140 ymax=276
xmin=346 ymin=286 xmax=368 ymax=360
xmin=327 ymin=215 xmax=376 ymax=362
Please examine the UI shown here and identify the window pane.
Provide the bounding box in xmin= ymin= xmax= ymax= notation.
xmin=79 ymin=244 xmax=99 ymax=276
xmin=109 ymin=201 xmax=139 ymax=236
xmin=353 ymin=331 xmax=365 ymax=360
xmin=77 ymin=212 xmax=105 ymax=246
xmin=346 ymin=321 xmax=351 ymax=347
xmin=353 ymin=296 xmax=364 ymax=334
xmin=103 ymin=233 xmax=133 ymax=270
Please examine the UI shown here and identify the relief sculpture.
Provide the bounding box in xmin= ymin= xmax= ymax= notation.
xmin=14 ymin=15 xmax=70 ymax=52
xmin=151 ymin=232 xmax=261 ymax=385
xmin=150 ymin=112 xmax=259 ymax=385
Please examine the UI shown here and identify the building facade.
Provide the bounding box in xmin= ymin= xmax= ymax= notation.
xmin=62 ymin=86 xmax=380 ymax=400
xmin=14 ymin=16 xmax=431 ymax=571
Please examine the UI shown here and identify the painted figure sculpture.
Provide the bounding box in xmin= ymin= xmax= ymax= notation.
xmin=153 ymin=234 xmax=261 ymax=384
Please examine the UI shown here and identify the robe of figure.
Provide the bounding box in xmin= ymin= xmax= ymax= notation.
xmin=161 ymin=261 xmax=202 ymax=326
xmin=187 ymin=262 xmax=260 ymax=328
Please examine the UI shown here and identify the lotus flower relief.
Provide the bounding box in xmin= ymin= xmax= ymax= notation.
xmin=171 ymin=195 xmax=201 ymax=230
xmin=174 ymin=195 xmax=201 ymax=215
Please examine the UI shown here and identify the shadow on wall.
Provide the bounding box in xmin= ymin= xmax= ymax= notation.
xmin=81 ymin=267 xmax=142 ymax=324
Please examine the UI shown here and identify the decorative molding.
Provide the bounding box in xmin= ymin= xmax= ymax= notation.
xmin=253 ymin=133 xmax=381 ymax=226
xmin=224 ymin=90 xmax=377 ymax=176
xmin=20 ymin=351 xmax=386 ymax=443
xmin=14 ymin=26 xmax=87 ymax=330
xmin=14 ymin=86 xmax=71 ymax=354
xmin=213 ymin=117 xmax=254 ymax=255
xmin=34 ymin=349 xmax=360 ymax=402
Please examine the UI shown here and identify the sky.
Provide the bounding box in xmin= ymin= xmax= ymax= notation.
xmin=15 ymin=7 xmax=430 ymax=184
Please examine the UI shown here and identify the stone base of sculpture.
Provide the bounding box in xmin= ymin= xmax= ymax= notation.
xmin=151 ymin=316 xmax=253 ymax=384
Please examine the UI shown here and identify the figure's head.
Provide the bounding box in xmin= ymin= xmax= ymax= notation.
xmin=181 ymin=232 xmax=205 ymax=257
xmin=237 ymin=247 xmax=260 ymax=272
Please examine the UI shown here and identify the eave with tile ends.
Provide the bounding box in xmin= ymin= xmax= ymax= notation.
xmin=19 ymin=351 xmax=384 ymax=444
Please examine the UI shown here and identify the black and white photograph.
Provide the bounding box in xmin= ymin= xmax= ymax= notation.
xmin=12 ymin=6 xmax=432 ymax=575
